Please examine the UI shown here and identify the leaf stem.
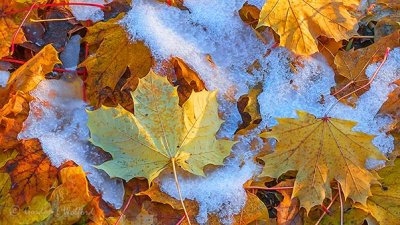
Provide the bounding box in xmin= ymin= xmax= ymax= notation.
xmin=171 ymin=158 xmax=192 ymax=225
xmin=338 ymin=183 xmax=344 ymax=225
xmin=175 ymin=215 xmax=186 ymax=225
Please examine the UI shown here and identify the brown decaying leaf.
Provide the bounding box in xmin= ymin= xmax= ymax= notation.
xmin=80 ymin=13 xmax=153 ymax=107
xmin=275 ymin=180 xmax=302 ymax=225
xmin=171 ymin=57 xmax=206 ymax=105
xmin=332 ymin=30 xmax=400 ymax=103
xmin=5 ymin=139 xmax=57 ymax=206
xmin=317 ymin=37 xmax=343 ymax=67
xmin=237 ymin=83 xmax=262 ymax=130
xmin=0 ymin=91 xmax=31 ymax=151
xmin=379 ymin=80 xmax=400 ymax=117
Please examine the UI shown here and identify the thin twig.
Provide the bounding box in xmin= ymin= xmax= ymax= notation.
xmin=315 ymin=193 xmax=339 ymax=225
xmin=175 ymin=215 xmax=186 ymax=225
xmin=338 ymin=183 xmax=344 ymax=225
xmin=0 ymin=57 xmax=85 ymax=74
xmin=172 ymin=158 xmax=192 ymax=225
xmin=10 ymin=2 xmax=36 ymax=55
xmin=325 ymin=47 xmax=391 ymax=115
xmin=114 ymin=192 xmax=135 ymax=225
xmin=352 ymin=35 xmax=374 ymax=39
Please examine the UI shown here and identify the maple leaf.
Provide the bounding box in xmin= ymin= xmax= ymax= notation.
xmin=274 ymin=180 xmax=302 ymax=225
xmin=88 ymin=70 xmax=234 ymax=183
xmin=259 ymin=111 xmax=386 ymax=212
xmin=80 ymin=13 xmax=153 ymax=106
xmin=355 ymin=159 xmax=400 ymax=224
xmin=48 ymin=166 xmax=94 ymax=225
xmin=257 ymin=0 xmax=359 ymax=55
xmin=5 ymin=139 xmax=58 ymax=206
xmin=332 ymin=30 xmax=400 ymax=102
xmin=0 ymin=91 xmax=31 ymax=151
xmin=6 ymin=44 xmax=61 ymax=93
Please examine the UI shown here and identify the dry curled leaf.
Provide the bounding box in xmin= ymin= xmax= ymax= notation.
xmin=0 ymin=91 xmax=31 ymax=151
xmin=378 ymin=80 xmax=400 ymax=117
xmin=259 ymin=111 xmax=386 ymax=212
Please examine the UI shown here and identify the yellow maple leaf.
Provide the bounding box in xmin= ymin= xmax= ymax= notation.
xmin=88 ymin=70 xmax=234 ymax=183
xmin=6 ymin=44 xmax=61 ymax=93
xmin=259 ymin=111 xmax=386 ymax=212
xmin=257 ymin=0 xmax=359 ymax=55
xmin=80 ymin=13 xmax=153 ymax=106
xmin=356 ymin=159 xmax=400 ymax=224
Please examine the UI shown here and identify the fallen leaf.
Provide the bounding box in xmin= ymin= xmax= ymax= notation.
xmin=5 ymin=139 xmax=57 ymax=206
xmin=257 ymin=0 xmax=359 ymax=55
xmin=0 ymin=159 xmax=52 ymax=225
xmin=332 ymin=30 xmax=400 ymax=102
xmin=6 ymin=44 xmax=61 ymax=93
xmin=317 ymin=37 xmax=343 ymax=67
xmin=172 ymin=57 xmax=206 ymax=105
xmin=275 ymin=180 xmax=302 ymax=225
xmin=80 ymin=13 xmax=153 ymax=106
xmin=259 ymin=111 xmax=386 ymax=212
xmin=48 ymin=166 xmax=93 ymax=225
xmin=356 ymin=159 xmax=400 ymax=224
xmin=378 ymin=80 xmax=400 ymax=117
xmin=0 ymin=91 xmax=31 ymax=151
xmin=88 ymin=70 xmax=234 ymax=183
xmin=237 ymin=83 xmax=262 ymax=130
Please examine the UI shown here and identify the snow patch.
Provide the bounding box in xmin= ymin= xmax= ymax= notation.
xmin=0 ymin=70 xmax=10 ymax=87
xmin=18 ymin=77 xmax=124 ymax=208
xmin=161 ymin=134 xmax=263 ymax=225
xmin=70 ymin=0 xmax=105 ymax=22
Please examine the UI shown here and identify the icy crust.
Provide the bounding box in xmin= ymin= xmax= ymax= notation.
xmin=18 ymin=77 xmax=124 ymax=208
xmin=121 ymin=0 xmax=269 ymax=138
xmin=70 ymin=0 xmax=105 ymax=22
xmin=258 ymin=48 xmax=400 ymax=168
xmin=161 ymin=134 xmax=263 ymax=225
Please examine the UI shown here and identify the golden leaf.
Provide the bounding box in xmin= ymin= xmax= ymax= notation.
xmin=80 ymin=13 xmax=153 ymax=106
xmin=259 ymin=111 xmax=386 ymax=212
xmin=257 ymin=0 xmax=359 ymax=55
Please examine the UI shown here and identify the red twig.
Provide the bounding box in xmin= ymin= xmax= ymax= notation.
xmin=325 ymin=47 xmax=391 ymax=115
xmin=175 ymin=215 xmax=186 ymax=225
xmin=0 ymin=57 xmax=85 ymax=74
xmin=315 ymin=193 xmax=339 ymax=225
xmin=5 ymin=2 xmax=106 ymax=16
xmin=114 ymin=192 xmax=135 ymax=225
xmin=167 ymin=0 xmax=172 ymax=6
xmin=244 ymin=186 xmax=294 ymax=191
xmin=10 ymin=2 xmax=36 ymax=55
